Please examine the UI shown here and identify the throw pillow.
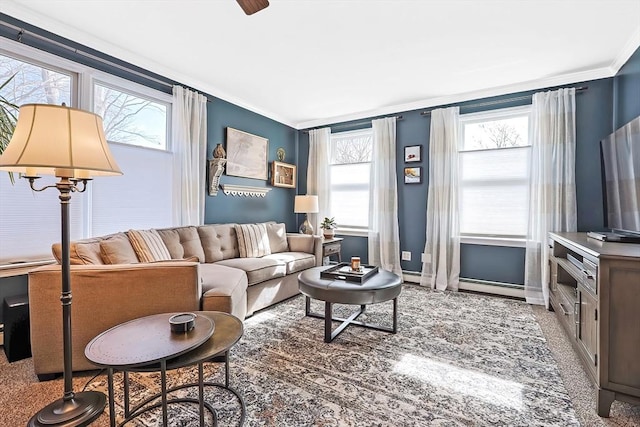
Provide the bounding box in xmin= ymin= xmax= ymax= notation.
xmin=127 ymin=229 xmax=172 ymax=263
xmin=100 ymin=234 xmax=140 ymax=264
xmin=235 ymin=223 xmax=271 ymax=258
xmin=266 ymin=223 xmax=289 ymax=253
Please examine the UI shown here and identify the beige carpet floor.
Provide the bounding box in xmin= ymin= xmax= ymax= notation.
xmin=0 ymin=288 xmax=638 ymax=426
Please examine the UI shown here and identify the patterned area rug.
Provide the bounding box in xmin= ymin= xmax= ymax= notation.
xmin=87 ymin=285 xmax=580 ymax=426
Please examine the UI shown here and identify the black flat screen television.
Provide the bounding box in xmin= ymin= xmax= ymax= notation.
xmin=589 ymin=116 xmax=640 ymax=243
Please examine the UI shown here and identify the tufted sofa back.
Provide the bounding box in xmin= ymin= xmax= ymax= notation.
xmin=196 ymin=224 xmax=240 ymax=262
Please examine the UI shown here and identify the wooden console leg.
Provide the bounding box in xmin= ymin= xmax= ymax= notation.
xmin=597 ymin=389 xmax=615 ymax=417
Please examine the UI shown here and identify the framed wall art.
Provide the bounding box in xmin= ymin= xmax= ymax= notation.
xmin=404 ymin=167 xmax=422 ymax=184
xmin=404 ymin=145 xmax=421 ymax=163
xmin=225 ymin=127 xmax=269 ymax=180
xmin=271 ymin=161 xmax=296 ymax=188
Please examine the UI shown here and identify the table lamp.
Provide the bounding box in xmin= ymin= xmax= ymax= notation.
xmin=294 ymin=195 xmax=319 ymax=235
xmin=0 ymin=104 xmax=122 ymax=427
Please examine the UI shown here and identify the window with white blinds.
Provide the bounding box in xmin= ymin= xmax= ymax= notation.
xmin=459 ymin=106 xmax=531 ymax=239
xmin=329 ymin=129 xmax=373 ymax=231
xmin=0 ymin=174 xmax=87 ymax=263
xmin=90 ymin=143 xmax=173 ymax=236
xmin=0 ymin=42 xmax=174 ymax=266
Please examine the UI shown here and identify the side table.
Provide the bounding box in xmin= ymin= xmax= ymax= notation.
xmin=85 ymin=311 xmax=244 ymax=427
xmin=322 ymin=237 xmax=343 ymax=265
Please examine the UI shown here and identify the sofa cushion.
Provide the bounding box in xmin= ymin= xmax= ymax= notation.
xmin=198 ymin=224 xmax=239 ymax=262
xmin=100 ymin=234 xmax=139 ymax=264
xmin=199 ymin=263 xmax=248 ymax=316
xmin=235 ymin=223 xmax=271 ymax=258
xmin=215 ymin=257 xmax=285 ymax=286
xmin=53 ymin=233 xmax=127 ymax=265
xmin=127 ymin=229 xmax=171 ymax=262
xmin=262 ymin=252 xmax=316 ymax=275
xmin=156 ymin=226 xmax=205 ymax=262
xmin=287 ymin=233 xmax=315 ymax=254
xmin=72 ymin=242 xmax=105 ymax=265
xmin=266 ymin=223 xmax=289 ymax=253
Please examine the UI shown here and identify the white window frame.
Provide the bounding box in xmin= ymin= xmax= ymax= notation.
xmin=89 ymin=72 xmax=172 ymax=151
xmin=458 ymin=105 xmax=531 ymax=247
xmin=0 ymin=38 xmax=175 ymax=272
xmin=329 ymin=128 xmax=373 ymax=237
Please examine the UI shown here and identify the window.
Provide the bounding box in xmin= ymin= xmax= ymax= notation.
xmin=459 ymin=106 xmax=531 ymax=241
xmin=0 ymin=41 xmax=174 ymax=266
xmin=0 ymin=53 xmax=84 ymax=263
xmin=93 ymin=82 xmax=168 ymax=150
xmin=329 ymin=129 xmax=373 ymax=232
xmin=90 ymin=78 xmax=173 ymax=236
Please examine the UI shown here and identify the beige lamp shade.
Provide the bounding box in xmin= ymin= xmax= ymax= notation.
xmin=294 ymin=195 xmax=319 ymax=213
xmin=0 ymin=104 xmax=122 ymax=178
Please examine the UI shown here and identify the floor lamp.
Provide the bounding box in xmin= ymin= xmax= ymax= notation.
xmin=0 ymin=104 xmax=122 ymax=426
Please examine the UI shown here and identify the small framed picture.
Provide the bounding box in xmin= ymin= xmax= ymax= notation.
xmin=404 ymin=167 xmax=422 ymax=184
xmin=271 ymin=161 xmax=296 ymax=188
xmin=404 ymin=145 xmax=421 ymax=163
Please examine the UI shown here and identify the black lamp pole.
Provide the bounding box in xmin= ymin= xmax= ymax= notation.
xmin=28 ymin=176 xmax=106 ymax=427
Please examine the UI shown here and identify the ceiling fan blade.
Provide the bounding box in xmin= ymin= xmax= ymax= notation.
xmin=236 ymin=0 xmax=270 ymax=15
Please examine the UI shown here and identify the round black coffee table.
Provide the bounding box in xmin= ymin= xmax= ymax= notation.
xmin=298 ymin=266 xmax=402 ymax=343
xmin=85 ymin=311 xmax=244 ymax=427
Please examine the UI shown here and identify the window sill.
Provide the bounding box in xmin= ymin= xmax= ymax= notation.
xmin=0 ymin=260 xmax=56 ymax=278
xmin=459 ymin=236 xmax=526 ymax=248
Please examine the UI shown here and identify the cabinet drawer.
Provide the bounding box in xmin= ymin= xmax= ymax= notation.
xmin=555 ymin=284 xmax=577 ymax=337
xmin=323 ymin=244 xmax=340 ymax=256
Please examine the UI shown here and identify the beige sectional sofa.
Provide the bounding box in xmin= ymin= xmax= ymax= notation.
xmin=29 ymin=222 xmax=322 ymax=378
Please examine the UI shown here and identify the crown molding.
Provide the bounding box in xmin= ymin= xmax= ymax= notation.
xmin=609 ymin=26 xmax=640 ymax=74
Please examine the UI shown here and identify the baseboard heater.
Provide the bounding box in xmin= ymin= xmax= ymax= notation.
xmin=402 ymin=270 xmax=525 ymax=299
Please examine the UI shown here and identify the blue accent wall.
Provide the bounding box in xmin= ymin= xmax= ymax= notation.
xmin=205 ymin=98 xmax=298 ymax=231
xmin=614 ymin=46 xmax=640 ymax=129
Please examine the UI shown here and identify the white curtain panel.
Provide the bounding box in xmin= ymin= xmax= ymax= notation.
xmin=307 ymin=128 xmax=331 ymax=232
xmin=368 ymin=117 xmax=403 ymax=276
xmin=172 ymin=85 xmax=208 ymax=226
xmin=525 ymin=88 xmax=577 ymax=306
xmin=421 ymin=107 xmax=461 ymax=291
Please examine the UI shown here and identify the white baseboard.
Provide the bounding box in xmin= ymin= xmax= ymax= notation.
xmin=402 ymin=271 xmax=525 ymax=299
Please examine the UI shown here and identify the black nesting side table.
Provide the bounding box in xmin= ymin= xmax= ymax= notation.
xmin=85 ymin=311 xmax=244 ymax=427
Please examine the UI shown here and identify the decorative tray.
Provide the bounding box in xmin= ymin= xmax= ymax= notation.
xmin=320 ymin=263 xmax=379 ymax=283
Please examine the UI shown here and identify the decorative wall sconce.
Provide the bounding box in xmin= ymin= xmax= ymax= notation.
xmin=208 ymin=143 xmax=226 ymax=196
xmin=208 ymin=158 xmax=226 ymax=196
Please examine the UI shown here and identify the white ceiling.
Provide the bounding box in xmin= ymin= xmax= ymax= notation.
xmin=3 ymin=0 xmax=640 ymax=129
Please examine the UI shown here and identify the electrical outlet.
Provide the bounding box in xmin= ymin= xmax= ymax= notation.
xmin=421 ymin=252 xmax=431 ymax=263
xmin=401 ymin=251 xmax=411 ymax=261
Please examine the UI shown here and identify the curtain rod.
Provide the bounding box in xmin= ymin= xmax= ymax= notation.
xmin=420 ymin=86 xmax=588 ymax=116
xmin=1 ymin=19 xmax=176 ymax=91
xmin=302 ymin=115 xmax=403 ymax=133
